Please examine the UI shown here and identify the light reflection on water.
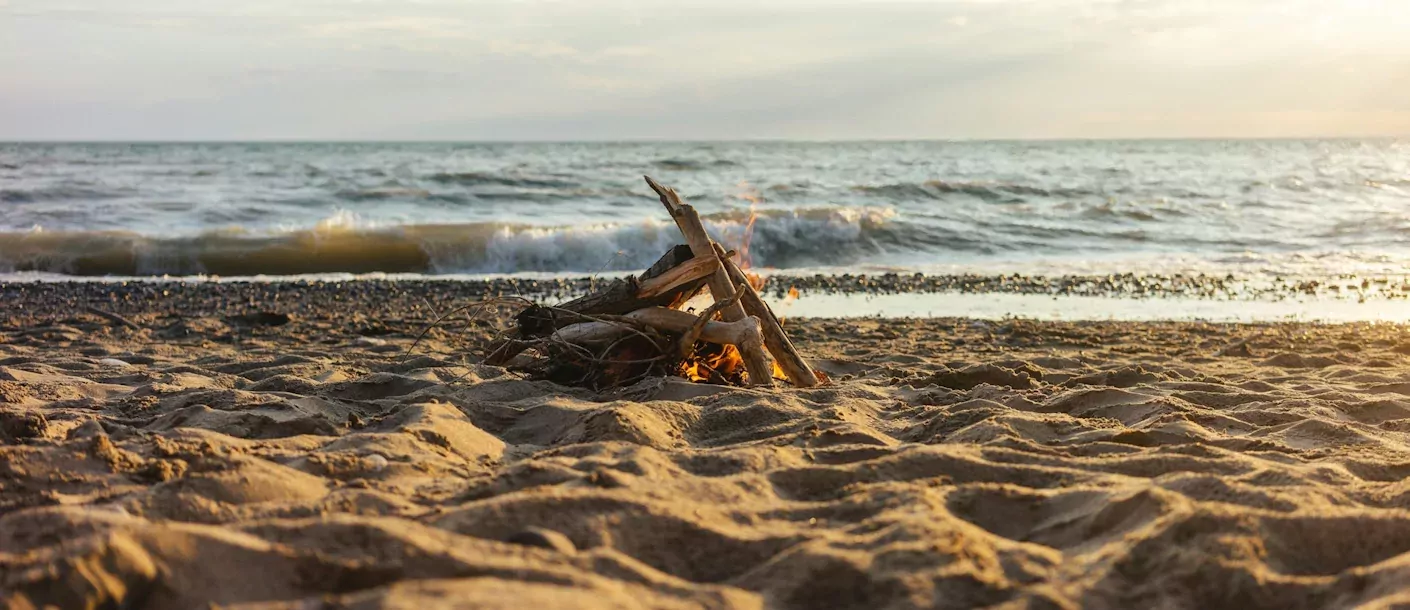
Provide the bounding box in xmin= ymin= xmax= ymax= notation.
xmin=779 ymin=292 xmax=1410 ymax=323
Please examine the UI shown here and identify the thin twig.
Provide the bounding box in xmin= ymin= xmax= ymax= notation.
xmin=407 ymin=296 xmax=532 ymax=355
xmin=589 ymin=250 xmax=628 ymax=283
xmin=85 ymin=306 xmax=142 ymax=331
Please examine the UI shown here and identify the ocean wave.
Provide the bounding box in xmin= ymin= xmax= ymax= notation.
xmin=0 ymin=206 xmax=920 ymax=276
xmin=652 ymin=158 xmax=739 ymax=171
xmin=0 ymin=186 xmax=131 ymax=203
xmin=1078 ymin=201 xmax=1186 ymax=222
xmin=335 ymin=187 xmax=432 ymax=201
xmin=853 ymin=180 xmax=1094 ymax=202
xmin=426 ymin=171 xmax=577 ymax=189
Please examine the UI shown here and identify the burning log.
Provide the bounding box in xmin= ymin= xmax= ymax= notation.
xmin=644 ymin=176 xmax=775 ymax=387
xmin=476 ymin=177 xmax=818 ymax=390
xmin=712 ymin=243 xmax=820 ymax=387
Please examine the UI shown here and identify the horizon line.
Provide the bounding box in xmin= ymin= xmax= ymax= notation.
xmin=2 ymin=135 xmax=1407 ymax=145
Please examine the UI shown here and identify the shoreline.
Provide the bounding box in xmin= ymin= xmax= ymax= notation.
xmin=5 ymin=270 xmax=1406 ymax=301
xmin=5 ymin=274 xmax=1410 ymax=326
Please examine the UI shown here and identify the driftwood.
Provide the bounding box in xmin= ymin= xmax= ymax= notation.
xmin=487 ymin=249 xmax=725 ymax=366
xmin=644 ymin=176 xmax=775 ymax=387
xmin=489 ymin=302 xmax=762 ymax=370
xmin=712 ymin=243 xmax=819 ymax=387
xmin=638 ymin=253 xmax=719 ymax=299
xmin=471 ymin=176 xmax=818 ymax=390
xmin=553 ymin=307 xmax=763 ymax=349
xmin=515 ymin=245 xmax=711 ymax=337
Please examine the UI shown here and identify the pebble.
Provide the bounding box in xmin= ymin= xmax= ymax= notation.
xmin=97 ymin=358 xmax=134 ymax=368
xmin=364 ymin=454 xmax=389 ymax=471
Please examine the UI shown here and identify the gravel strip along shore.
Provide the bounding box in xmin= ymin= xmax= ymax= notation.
xmin=2 ymin=271 xmax=1407 ymax=322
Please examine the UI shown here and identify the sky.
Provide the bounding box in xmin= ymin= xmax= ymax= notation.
xmin=2 ymin=0 xmax=1408 ymax=140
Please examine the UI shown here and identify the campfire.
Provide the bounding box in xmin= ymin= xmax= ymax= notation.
xmin=484 ymin=177 xmax=822 ymax=390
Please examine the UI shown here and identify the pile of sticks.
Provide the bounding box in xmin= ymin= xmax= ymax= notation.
xmin=485 ymin=177 xmax=819 ymax=389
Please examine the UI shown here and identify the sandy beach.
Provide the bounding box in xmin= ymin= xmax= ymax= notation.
xmin=8 ymin=282 xmax=1410 ymax=608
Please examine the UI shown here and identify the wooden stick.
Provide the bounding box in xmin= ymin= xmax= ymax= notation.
xmin=636 ymin=253 xmax=719 ymax=299
xmin=675 ymin=283 xmax=745 ymax=358
xmin=711 ymin=243 xmax=820 ymax=387
xmin=554 ymin=307 xmax=762 ymax=348
xmin=516 ymin=245 xmax=705 ymax=336
xmin=85 ymin=306 xmax=142 ymax=331
xmin=498 ymin=307 xmax=764 ymax=372
xmin=645 ymin=176 xmax=774 ymax=387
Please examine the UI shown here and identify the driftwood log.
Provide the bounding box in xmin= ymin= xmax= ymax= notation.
xmin=645 ymin=176 xmax=775 ymax=387
xmin=552 ymin=307 xmax=764 ymax=350
xmin=497 ymin=307 xmax=765 ymax=372
xmin=712 ymin=243 xmax=820 ymax=387
xmin=487 ymin=245 xmax=733 ymax=366
xmin=515 ymin=245 xmax=710 ymax=336
xmin=638 ymin=253 xmax=720 ymax=299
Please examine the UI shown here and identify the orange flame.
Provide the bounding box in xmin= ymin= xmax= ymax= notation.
xmin=676 ymin=182 xmax=790 ymax=385
xmin=678 ymin=342 xmax=748 ymax=384
xmin=680 ymin=347 xmax=796 ymax=384
xmin=732 ymin=181 xmax=762 ymax=271
xmin=745 ymin=271 xmax=765 ymax=292
xmin=740 ymin=207 xmax=758 ymax=270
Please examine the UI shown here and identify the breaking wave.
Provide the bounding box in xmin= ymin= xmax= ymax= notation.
xmin=0 ymin=206 xmax=918 ymax=277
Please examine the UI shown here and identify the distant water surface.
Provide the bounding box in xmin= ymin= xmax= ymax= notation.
xmin=1 ymin=140 xmax=1407 ymax=279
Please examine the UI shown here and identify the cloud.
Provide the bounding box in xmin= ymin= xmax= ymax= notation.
xmin=305 ymin=16 xmax=468 ymax=39
xmin=2 ymin=0 xmax=1408 ymax=139
xmin=483 ymin=38 xmax=581 ymax=59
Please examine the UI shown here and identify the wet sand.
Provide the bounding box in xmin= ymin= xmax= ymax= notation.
xmin=8 ymin=283 xmax=1410 ymax=608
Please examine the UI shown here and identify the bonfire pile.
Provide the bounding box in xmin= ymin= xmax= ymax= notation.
xmin=485 ymin=177 xmax=821 ymax=390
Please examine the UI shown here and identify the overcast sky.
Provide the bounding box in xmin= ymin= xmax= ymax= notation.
xmin=2 ymin=0 xmax=1408 ymax=140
